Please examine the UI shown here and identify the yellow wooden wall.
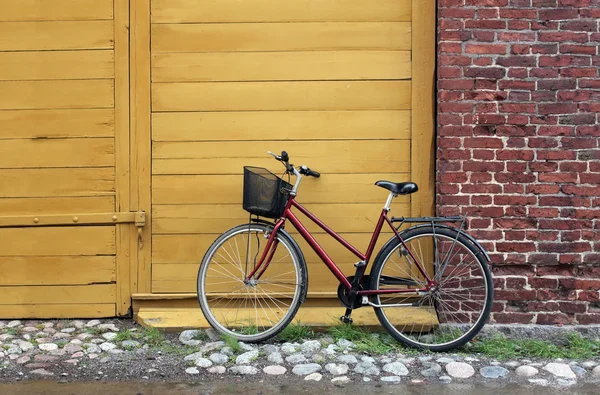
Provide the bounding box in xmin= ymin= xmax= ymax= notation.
xmin=0 ymin=0 xmax=129 ymax=317
xmin=148 ymin=0 xmax=424 ymax=296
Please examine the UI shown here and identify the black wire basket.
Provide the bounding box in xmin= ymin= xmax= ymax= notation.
xmin=242 ymin=166 xmax=292 ymax=219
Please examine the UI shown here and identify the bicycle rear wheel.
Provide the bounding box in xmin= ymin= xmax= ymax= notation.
xmin=197 ymin=223 xmax=307 ymax=342
xmin=370 ymin=226 xmax=493 ymax=352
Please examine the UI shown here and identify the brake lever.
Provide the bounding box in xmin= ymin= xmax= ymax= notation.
xmin=267 ymin=151 xmax=281 ymax=160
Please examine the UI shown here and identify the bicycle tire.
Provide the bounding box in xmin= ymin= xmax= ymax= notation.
xmin=369 ymin=226 xmax=493 ymax=352
xmin=197 ymin=223 xmax=307 ymax=342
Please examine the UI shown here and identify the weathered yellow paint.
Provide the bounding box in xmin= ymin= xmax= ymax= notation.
xmin=152 ymin=111 xmax=410 ymax=142
xmin=0 ymin=0 xmax=113 ymax=21
xmin=0 ymin=284 xmax=116 ymax=305
xmin=0 ymin=256 xmax=115 ymax=286
xmin=151 ymin=0 xmax=411 ymax=23
xmin=152 ymin=22 xmax=411 ymax=53
xmin=153 ymin=81 xmax=411 ymax=112
xmin=0 ymin=197 xmax=115 ymax=215
xmin=152 ymin=51 xmax=411 ymax=82
xmin=0 ymin=21 xmax=114 ymax=51
xmin=0 ymin=109 xmax=114 ymax=140
xmin=0 ymin=51 xmax=114 ymax=81
xmin=0 ymin=304 xmax=115 ymax=319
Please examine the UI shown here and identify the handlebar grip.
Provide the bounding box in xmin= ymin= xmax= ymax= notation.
xmin=308 ymin=169 xmax=320 ymax=178
xmin=280 ymin=151 xmax=289 ymax=162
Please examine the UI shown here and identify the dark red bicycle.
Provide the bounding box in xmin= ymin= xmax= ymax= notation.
xmin=197 ymin=151 xmax=493 ymax=351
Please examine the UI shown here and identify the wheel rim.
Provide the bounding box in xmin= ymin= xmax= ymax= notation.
xmin=198 ymin=226 xmax=301 ymax=341
xmin=375 ymin=232 xmax=490 ymax=348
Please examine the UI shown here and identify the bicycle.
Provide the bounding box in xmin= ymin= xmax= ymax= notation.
xmin=197 ymin=151 xmax=493 ymax=351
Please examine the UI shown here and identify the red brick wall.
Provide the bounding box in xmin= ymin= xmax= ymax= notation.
xmin=436 ymin=1 xmax=600 ymax=324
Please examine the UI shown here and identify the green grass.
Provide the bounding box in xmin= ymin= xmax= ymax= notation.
xmin=468 ymin=332 xmax=600 ymax=360
xmin=326 ymin=323 xmax=412 ymax=355
xmin=160 ymin=343 xmax=198 ymax=357
xmin=4 ymin=328 xmax=17 ymax=336
xmin=278 ymin=321 xmax=315 ymax=342
xmin=222 ymin=333 xmax=242 ymax=353
xmin=193 ymin=331 xmax=208 ymax=341
xmin=141 ymin=326 xmax=165 ymax=347
xmin=114 ymin=329 xmax=133 ymax=342
xmin=84 ymin=327 xmax=103 ymax=336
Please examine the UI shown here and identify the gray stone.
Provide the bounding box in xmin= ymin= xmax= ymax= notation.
xmin=98 ymin=324 xmax=119 ymax=332
xmin=38 ymin=343 xmax=58 ymax=351
xmin=49 ymin=349 xmax=66 ymax=356
xmin=528 ymin=379 xmax=548 ymax=386
xmin=263 ymin=365 xmax=287 ymax=375
xmin=437 ymin=357 xmax=454 ymax=364
xmin=179 ymin=330 xmax=202 ymax=346
xmin=31 ymin=368 xmax=54 ymax=376
xmin=383 ymin=362 xmax=409 ymax=376
xmin=380 ymin=357 xmax=392 ymax=364
xmin=361 ymin=356 xmax=376 ymax=364
xmin=16 ymin=356 xmax=31 ymax=365
xmin=208 ymin=366 xmax=226 ymax=374
xmin=337 ymin=339 xmax=355 ymax=349
xmin=229 ymin=365 xmax=258 ymax=375
xmin=0 ymin=334 xmax=14 ymax=341
xmin=102 ymin=332 xmax=118 ymax=341
xmin=262 ymin=344 xmax=279 ymax=355
xmin=209 ymin=353 xmax=228 ymax=365
xmin=312 ymin=354 xmax=325 ymax=363
xmin=480 ymin=366 xmax=509 ymax=379
xmin=381 ymin=376 xmax=401 ymax=383
xmin=322 ymin=344 xmax=339 ymax=356
xmin=69 ymin=339 xmax=82 ymax=345
xmin=556 ymin=379 xmax=577 ymax=387
xmin=88 ymin=354 xmax=99 ymax=359
xmin=107 ymin=349 xmax=123 ymax=354
xmin=281 ymin=344 xmax=297 ymax=355
xmin=336 ymin=355 xmax=358 ymax=364
xmin=235 ymin=350 xmax=259 ymax=365
xmin=91 ymin=338 xmax=104 ymax=344
xmin=84 ymin=345 xmax=101 ymax=354
xmin=446 ymin=362 xmax=475 ymax=379
xmin=16 ymin=340 xmax=34 ymax=352
xmin=34 ymin=355 xmax=59 ymax=362
xmin=71 ymin=352 xmax=84 ymax=358
xmin=185 ymin=367 xmax=199 ymax=375
xmin=421 ymin=363 xmax=442 ymax=377
xmin=183 ymin=351 xmax=203 ymax=362
xmin=99 ymin=342 xmax=116 ymax=352
xmin=571 ymin=365 xmax=586 ymax=377
xmin=331 ymin=376 xmax=350 ymax=385
xmin=325 ymin=363 xmax=349 ymax=376
xmin=22 ymin=327 xmax=38 ymax=333
xmin=238 ymin=342 xmax=255 ymax=352
xmin=439 ymin=375 xmax=452 ymax=383
xmin=200 ymin=341 xmax=225 ymax=353
xmin=86 ymin=320 xmax=101 ymax=327
xmin=5 ymin=346 xmax=21 ymax=355
xmin=73 ymin=321 xmax=86 ymax=329
xmin=515 ymin=366 xmax=538 ymax=377
xmin=7 ymin=320 xmax=22 ymax=328
xmin=286 ymin=353 xmax=307 ymax=364
xmin=61 ymin=328 xmax=76 ymax=333
xmin=53 ymin=333 xmax=71 ymax=340
xmin=398 ymin=357 xmax=415 ymax=365
xmin=63 ymin=359 xmax=79 ymax=365
xmin=543 ymin=363 xmax=576 ymax=379
xmin=305 ymin=372 xmax=322 ymax=381
xmin=301 ymin=340 xmax=321 ymax=354
xmin=582 ymin=361 xmax=597 ymax=369
xmin=464 ymin=357 xmax=479 ymax=362
xmin=77 ymin=333 xmax=93 ymax=341
xmin=205 ymin=328 xmax=221 ymax=341
xmin=220 ymin=346 xmax=234 ymax=356
xmin=121 ymin=340 xmax=141 ymax=349
xmin=195 ymin=358 xmax=213 ymax=368
xmin=268 ymin=352 xmax=284 ymax=365
xmin=292 ymin=363 xmax=322 ymax=376
xmin=63 ymin=344 xmax=83 ymax=354
xmin=354 ymin=361 xmax=380 ymax=376
xmin=504 ymin=361 xmax=520 ymax=368
xmin=593 ymin=366 xmax=600 ymax=377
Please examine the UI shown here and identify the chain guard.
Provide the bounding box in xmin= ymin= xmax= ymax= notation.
xmin=337 ymin=276 xmax=370 ymax=309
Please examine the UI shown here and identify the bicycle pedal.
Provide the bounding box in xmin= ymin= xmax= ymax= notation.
xmin=339 ymin=315 xmax=353 ymax=324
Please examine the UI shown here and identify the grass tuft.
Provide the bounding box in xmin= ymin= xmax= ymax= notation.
xmin=278 ymin=321 xmax=315 ymax=342
xmin=141 ymin=326 xmax=165 ymax=347
xmin=222 ymin=333 xmax=242 ymax=353
xmin=114 ymin=329 xmax=133 ymax=342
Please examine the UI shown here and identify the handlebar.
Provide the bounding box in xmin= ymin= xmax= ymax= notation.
xmin=267 ymin=150 xmax=320 ymax=178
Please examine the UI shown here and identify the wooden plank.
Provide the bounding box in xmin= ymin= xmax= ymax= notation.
xmin=0 ymin=109 xmax=114 ymax=140
xmin=0 ymin=256 xmax=115 ymax=286
xmin=0 ymin=304 xmax=115 ymax=318
xmin=0 ymin=80 xmax=114 ymax=110
xmin=0 ymin=168 xmax=115 ymax=198
xmin=0 ymin=0 xmax=113 ymax=22
xmin=0 ymin=226 xmax=115 ymax=256
xmin=152 ymin=81 xmax=411 ymax=112
xmin=135 ymin=303 xmax=436 ymax=331
xmin=0 ymin=51 xmax=114 ymax=81
xmin=0 ymin=21 xmax=114 ymax=51
xmin=151 ymin=0 xmax=411 ymax=23
xmin=115 ymin=0 xmax=131 ymax=316
xmin=153 ymin=173 xmax=411 ymax=205
xmin=152 ymin=140 xmax=410 ymax=175
xmin=0 ymin=212 xmax=138 ymax=228
xmin=152 ymin=51 xmax=411 ymax=82
xmin=0 ymin=284 xmax=116 ymax=305
xmin=152 ymin=111 xmax=410 ymax=142
xmin=0 ymin=138 xmax=114 ymax=168
xmin=0 ymin=197 xmax=114 ymax=215
xmin=131 ymin=0 xmax=152 ymax=293
xmin=152 ymin=203 xmax=411 ymax=235
xmin=411 ymin=0 xmax=436 ymax=219
xmin=151 ymin=23 xmax=412 ymax=53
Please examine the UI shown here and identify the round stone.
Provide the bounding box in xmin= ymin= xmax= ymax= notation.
xmin=439 ymin=375 xmax=452 ymax=383
xmin=581 ymin=361 xmax=597 ymax=369
xmin=301 ymin=340 xmax=321 ymax=354
xmin=207 ymin=366 xmax=226 ymax=374
xmin=286 ymin=353 xmax=307 ymax=364
xmin=336 ymin=355 xmax=358 ymax=364
xmin=543 ymin=363 xmax=576 ymax=379
xmin=39 ymin=343 xmax=59 ymax=351
xmin=354 ymin=361 xmax=380 ymax=376
xmin=305 ymin=372 xmax=322 ymax=381
xmin=337 ymin=339 xmax=355 ymax=349
xmin=7 ymin=320 xmax=22 ymax=328
xmin=292 ymin=363 xmax=322 ymax=376
xmin=86 ymin=320 xmax=101 ymax=327
xmin=592 ymin=366 xmax=600 ymax=377
xmin=102 ymin=332 xmax=118 ymax=341
xmin=235 ymin=350 xmax=258 ymax=365
xmin=382 ymin=362 xmax=409 ymax=376
xmin=209 ymin=353 xmax=228 ymax=365
xmin=183 ymin=352 xmax=203 ymax=362
xmin=421 ymin=363 xmax=442 ymax=377
xmin=381 ymin=376 xmax=401 ymax=383
xmin=16 ymin=356 xmax=31 ymax=365
xmin=445 ymin=362 xmax=475 ymax=379
xmin=121 ymin=340 xmax=141 ymax=349
xmin=229 ymin=365 xmax=258 ymax=375
xmin=331 ymin=376 xmax=350 ymax=385
xmin=185 ymin=367 xmax=199 ymax=375
xmin=480 ymin=366 xmax=509 ymax=379
xmin=437 ymin=357 xmax=454 ymax=364
xmin=263 ymin=365 xmax=287 ymax=375
xmin=528 ymin=379 xmax=548 ymax=386
xmin=504 ymin=361 xmax=520 ymax=368
xmin=99 ymin=342 xmax=116 ymax=352
xmin=325 ymin=363 xmax=349 ymax=376
xmin=195 ymin=358 xmax=213 ymax=368
xmin=515 ymin=366 xmax=539 ymax=377
xmin=179 ymin=330 xmax=202 ymax=346
xmin=281 ymin=344 xmax=297 ymax=355
xmin=268 ymin=352 xmax=284 ymax=365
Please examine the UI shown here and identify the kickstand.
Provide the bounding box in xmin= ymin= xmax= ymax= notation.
xmin=340 ymin=308 xmax=353 ymax=324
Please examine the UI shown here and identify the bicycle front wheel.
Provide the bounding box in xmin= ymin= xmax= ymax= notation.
xmin=370 ymin=226 xmax=493 ymax=352
xmin=197 ymin=223 xmax=307 ymax=342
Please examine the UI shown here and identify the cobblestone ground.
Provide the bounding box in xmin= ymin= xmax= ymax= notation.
xmin=0 ymin=319 xmax=599 ymax=387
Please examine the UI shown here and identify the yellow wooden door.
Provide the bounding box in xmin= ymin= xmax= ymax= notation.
xmin=0 ymin=0 xmax=134 ymax=318
xmin=140 ymin=0 xmax=435 ymax=298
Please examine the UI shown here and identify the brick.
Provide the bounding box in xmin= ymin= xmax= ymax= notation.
xmin=538 ymin=32 xmax=589 ymax=43
xmin=465 ymin=44 xmax=507 ymax=54
xmin=465 ymin=20 xmax=507 ymax=30
xmin=473 ymin=31 xmax=496 ymax=42
xmin=559 ymin=44 xmax=598 ymax=55
xmin=559 ymin=20 xmax=598 ymax=32
xmin=537 ymin=79 xmax=577 ymax=89
xmin=538 ymin=103 xmax=578 ymax=114
xmin=464 ymin=67 xmax=506 ymax=79
xmin=539 ymin=9 xmax=579 ymax=20
xmin=537 ymin=313 xmax=573 ymax=325
xmin=492 ymin=313 xmax=534 ymax=324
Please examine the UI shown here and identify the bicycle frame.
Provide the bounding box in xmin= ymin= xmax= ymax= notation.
xmin=245 ymin=196 xmax=437 ymax=297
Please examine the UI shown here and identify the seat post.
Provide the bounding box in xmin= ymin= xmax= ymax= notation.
xmin=384 ymin=192 xmax=397 ymax=211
